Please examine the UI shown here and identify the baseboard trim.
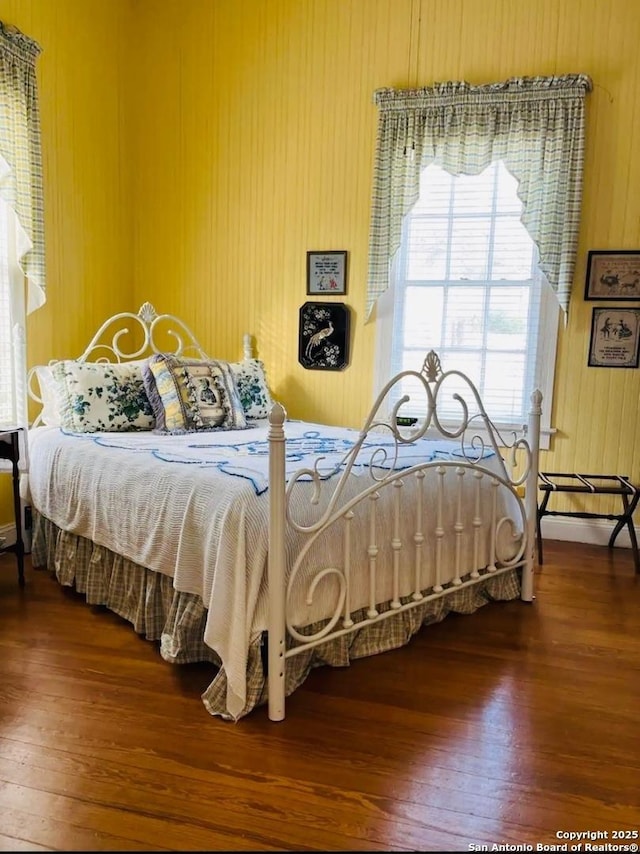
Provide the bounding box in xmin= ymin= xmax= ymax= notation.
xmin=539 ymin=516 xmax=635 ymax=549
xmin=0 ymin=521 xmax=15 ymax=547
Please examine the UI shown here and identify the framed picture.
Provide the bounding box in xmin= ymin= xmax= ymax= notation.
xmin=306 ymin=250 xmax=348 ymax=295
xmin=298 ymin=301 xmax=350 ymax=371
xmin=584 ymin=250 xmax=640 ymax=300
xmin=587 ymin=307 xmax=640 ymax=368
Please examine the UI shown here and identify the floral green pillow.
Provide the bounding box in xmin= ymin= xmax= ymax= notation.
xmin=229 ymin=359 xmax=274 ymax=420
xmin=51 ymin=360 xmax=154 ymax=433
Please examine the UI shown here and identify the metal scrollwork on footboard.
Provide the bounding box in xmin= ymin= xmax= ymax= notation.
xmin=267 ymin=350 xmax=542 ymax=721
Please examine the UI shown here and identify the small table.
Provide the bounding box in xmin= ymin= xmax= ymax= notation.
xmin=537 ymin=472 xmax=640 ymax=572
xmin=0 ymin=427 xmax=25 ymax=586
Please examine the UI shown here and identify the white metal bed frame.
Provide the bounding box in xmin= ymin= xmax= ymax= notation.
xmin=25 ymin=302 xmax=542 ymax=722
xmin=267 ymin=353 xmax=541 ymax=720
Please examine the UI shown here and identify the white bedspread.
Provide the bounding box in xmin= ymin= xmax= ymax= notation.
xmin=27 ymin=420 xmax=517 ymax=720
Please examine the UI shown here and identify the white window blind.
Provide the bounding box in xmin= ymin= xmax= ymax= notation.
xmin=376 ymin=161 xmax=558 ymax=445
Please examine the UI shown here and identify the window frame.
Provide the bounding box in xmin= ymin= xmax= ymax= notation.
xmin=373 ymin=167 xmax=558 ymax=452
xmin=0 ymin=198 xmax=29 ymax=473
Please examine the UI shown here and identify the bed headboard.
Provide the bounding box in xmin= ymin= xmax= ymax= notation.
xmin=27 ymin=301 xmax=254 ymax=425
xmin=69 ymin=301 xmax=253 ymax=364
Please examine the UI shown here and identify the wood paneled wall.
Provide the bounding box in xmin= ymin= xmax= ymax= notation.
xmin=0 ymin=0 xmax=133 ymax=519
xmin=133 ymin=0 xmax=640 ymax=515
xmin=1 ymin=0 xmax=639 ymax=523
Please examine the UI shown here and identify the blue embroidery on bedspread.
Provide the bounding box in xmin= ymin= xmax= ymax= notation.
xmin=58 ymin=426 xmax=495 ymax=496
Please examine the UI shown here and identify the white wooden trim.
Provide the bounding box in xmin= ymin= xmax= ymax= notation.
xmin=539 ymin=516 xmax=637 ymax=549
xmin=0 ymin=521 xmax=14 ymax=547
xmin=0 ymin=495 xmax=32 ymax=551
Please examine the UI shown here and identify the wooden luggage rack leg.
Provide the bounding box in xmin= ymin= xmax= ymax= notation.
xmin=537 ymin=472 xmax=640 ymax=572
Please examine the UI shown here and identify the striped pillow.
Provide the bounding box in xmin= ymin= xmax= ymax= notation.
xmin=143 ymin=354 xmax=248 ymax=434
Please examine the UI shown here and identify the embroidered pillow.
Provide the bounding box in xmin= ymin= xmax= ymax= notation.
xmin=229 ymin=359 xmax=274 ymax=420
xmin=50 ymin=360 xmax=154 ymax=433
xmin=145 ymin=353 xmax=248 ymax=433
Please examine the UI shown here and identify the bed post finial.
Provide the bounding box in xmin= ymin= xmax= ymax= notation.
xmin=138 ymin=302 xmax=158 ymax=324
xmin=268 ymin=401 xmax=286 ymax=427
xmin=243 ymin=333 xmax=253 ymax=361
xmin=421 ymin=350 xmax=442 ymax=382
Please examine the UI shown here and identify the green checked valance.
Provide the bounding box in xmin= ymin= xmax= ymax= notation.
xmin=366 ymin=74 xmax=592 ymax=321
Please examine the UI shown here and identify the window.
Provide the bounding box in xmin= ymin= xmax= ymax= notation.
xmin=375 ymin=161 xmax=559 ymax=448
xmin=0 ymin=197 xmax=24 ymax=428
xmin=0 ymin=22 xmax=46 ymax=442
xmin=368 ymin=76 xmax=591 ymax=450
xmin=0 ymin=203 xmax=12 ymax=424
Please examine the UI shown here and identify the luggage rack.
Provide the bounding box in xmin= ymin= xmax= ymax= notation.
xmin=537 ymin=472 xmax=640 ymax=571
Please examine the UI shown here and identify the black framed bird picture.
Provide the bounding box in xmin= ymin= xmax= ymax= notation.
xmin=298 ymin=301 xmax=350 ymax=371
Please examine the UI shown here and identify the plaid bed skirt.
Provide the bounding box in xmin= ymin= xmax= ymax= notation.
xmin=32 ymin=511 xmax=522 ymax=721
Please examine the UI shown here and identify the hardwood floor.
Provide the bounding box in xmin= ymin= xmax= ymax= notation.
xmin=0 ymin=541 xmax=638 ymax=852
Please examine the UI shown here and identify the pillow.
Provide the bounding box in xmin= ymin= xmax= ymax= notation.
xmin=144 ymin=353 xmax=248 ymax=433
xmin=33 ymin=365 xmax=62 ymax=427
xmin=229 ymin=358 xmax=274 ymax=420
xmin=50 ymin=360 xmax=155 ymax=433
xmin=141 ymin=360 xmax=167 ymax=433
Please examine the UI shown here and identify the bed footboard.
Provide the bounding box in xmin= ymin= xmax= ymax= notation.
xmin=268 ymin=350 xmax=541 ymax=722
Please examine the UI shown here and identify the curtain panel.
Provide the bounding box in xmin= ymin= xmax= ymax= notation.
xmin=0 ymin=20 xmax=45 ymax=313
xmin=366 ymin=74 xmax=592 ymax=321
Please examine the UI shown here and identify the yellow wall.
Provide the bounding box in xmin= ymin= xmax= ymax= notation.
xmin=133 ymin=0 xmax=640 ymax=516
xmin=132 ymin=0 xmax=387 ymax=427
xmin=0 ymin=0 xmax=134 ymax=521
xmin=2 ymin=0 xmax=640 ymax=524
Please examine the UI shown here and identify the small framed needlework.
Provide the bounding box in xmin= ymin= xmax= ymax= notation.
xmin=306 ymin=250 xmax=348 ymax=295
xmin=584 ymin=250 xmax=640 ymax=300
